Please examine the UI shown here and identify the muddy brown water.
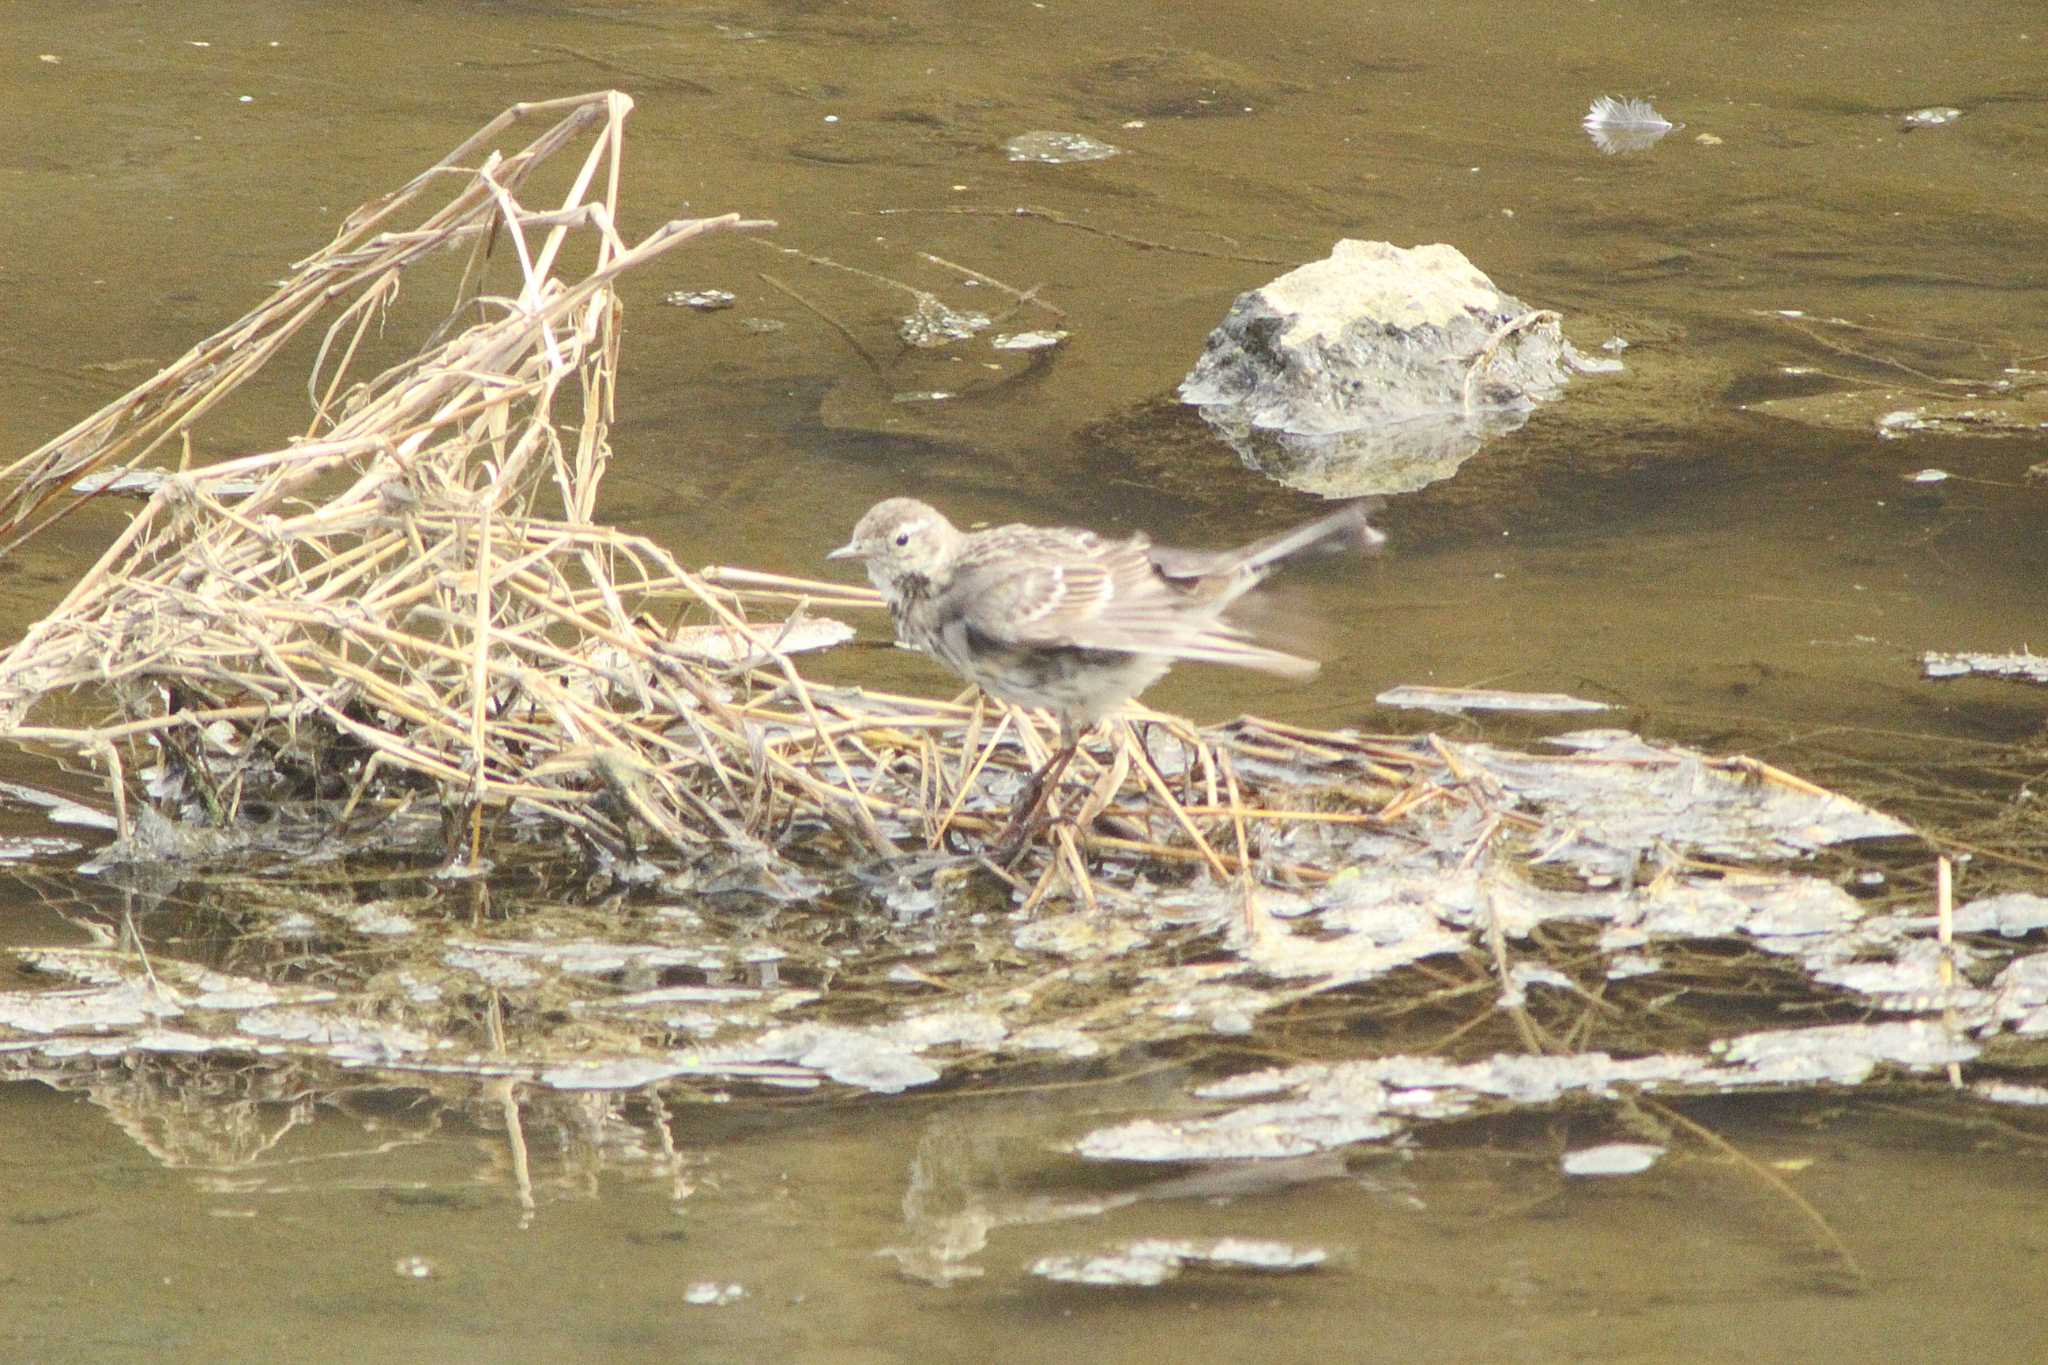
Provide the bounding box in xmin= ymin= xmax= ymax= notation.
xmin=4 ymin=1 xmax=2047 ymax=1359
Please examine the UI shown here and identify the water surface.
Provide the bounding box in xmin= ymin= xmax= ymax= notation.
xmin=3 ymin=1 xmax=2045 ymax=1358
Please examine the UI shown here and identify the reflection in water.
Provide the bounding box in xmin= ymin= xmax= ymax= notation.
xmin=3 ymin=0 xmax=2048 ymax=1356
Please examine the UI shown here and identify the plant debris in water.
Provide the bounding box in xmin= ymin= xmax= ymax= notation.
xmin=1922 ymin=650 xmax=2048 ymax=685
xmin=1072 ymin=1021 xmax=1978 ymax=1163
xmin=663 ymin=288 xmax=737 ymax=310
xmin=1561 ymin=1142 xmax=1665 ymax=1177
xmin=1003 ymin=130 xmax=1122 ymax=163
xmin=1376 ymin=684 xmax=1610 ymax=713
xmin=1030 ymin=1238 xmax=1327 ymax=1286
xmin=1900 ymin=106 xmax=1961 ymax=129
xmin=0 ymin=721 xmax=1985 ymax=1116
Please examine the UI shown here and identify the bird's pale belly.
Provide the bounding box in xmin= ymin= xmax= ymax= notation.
xmin=938 ymin=634 xmax=1174 ymax=727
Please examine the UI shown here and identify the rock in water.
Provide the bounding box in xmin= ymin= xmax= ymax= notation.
xmin=1179 ymin=240 xmax=1617 ymax=496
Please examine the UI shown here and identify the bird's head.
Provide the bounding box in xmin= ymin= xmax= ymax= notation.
xmin=827 ymin=497 xmax=962 ymax=590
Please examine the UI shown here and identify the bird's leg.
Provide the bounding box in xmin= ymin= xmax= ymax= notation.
xmin=988 ymin=718 xmax=1079 ymax=864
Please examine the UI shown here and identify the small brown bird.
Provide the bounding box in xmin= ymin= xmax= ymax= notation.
xmin=829 ymin=497 xmax=1383 ymax=854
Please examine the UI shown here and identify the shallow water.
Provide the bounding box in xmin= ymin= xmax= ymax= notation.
xmin=3 ymin=0 xmax=2047 ymax=1358
xmin=6 ymin=1077 xmax=2048 ymax=1362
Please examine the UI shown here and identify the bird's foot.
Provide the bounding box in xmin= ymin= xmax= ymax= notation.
xmin=985 ymin=742 xmax=1078 ymax=865
xmin=987 ymin=799 xmax=1054 ymax=867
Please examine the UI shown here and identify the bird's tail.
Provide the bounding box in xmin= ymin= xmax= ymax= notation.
xmin=1152 ymin=499 xmax=1385 ymax=592
xmin=1236 ymin=498 xmax=1386 ymax=571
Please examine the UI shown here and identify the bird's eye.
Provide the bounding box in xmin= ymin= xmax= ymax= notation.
xmin=894 ymin=532 xmax=910 ymax=547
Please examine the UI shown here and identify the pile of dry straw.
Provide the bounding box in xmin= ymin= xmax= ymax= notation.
xmin=0 ymin=92 xmax=1447 ymax=910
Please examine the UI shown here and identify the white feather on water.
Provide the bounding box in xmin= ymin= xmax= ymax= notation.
xmin=1582 ymin=95 xmax=1678 ymax=154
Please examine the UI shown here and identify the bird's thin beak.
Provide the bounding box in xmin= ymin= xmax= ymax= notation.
xmin=826 ymin=541 xmax=860 ymax=562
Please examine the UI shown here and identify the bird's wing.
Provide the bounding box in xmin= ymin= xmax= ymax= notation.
xmin=943 ymin=527 xmax=1125 ymax=642
xmin=944 ymin=528 xmax=1317 ymax=676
